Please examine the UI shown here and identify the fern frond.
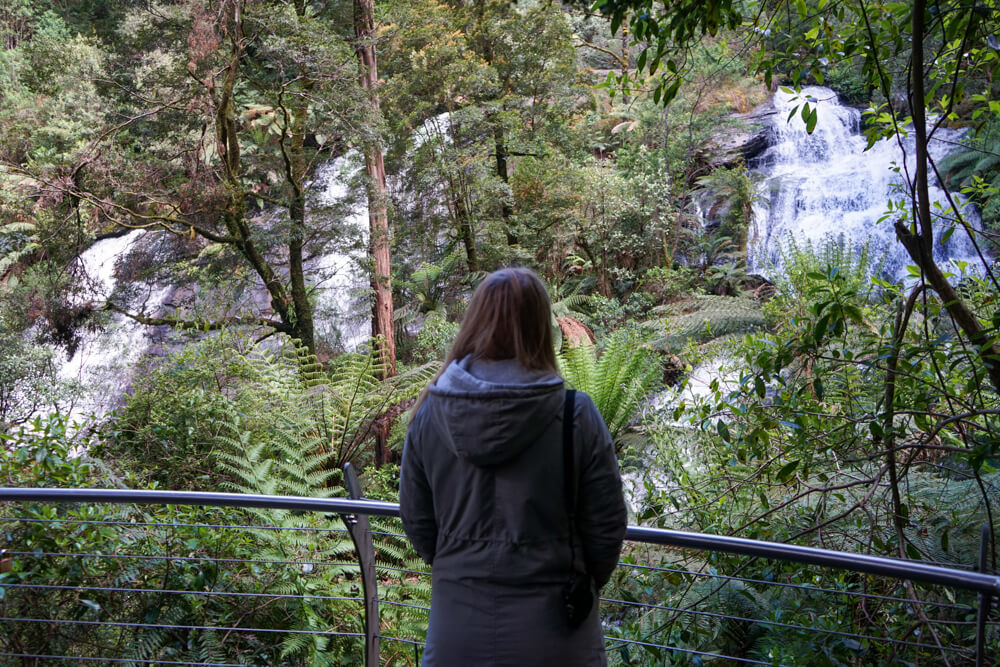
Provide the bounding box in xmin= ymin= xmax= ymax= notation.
xmin=559 ymin=330 xmax=661 ymax=443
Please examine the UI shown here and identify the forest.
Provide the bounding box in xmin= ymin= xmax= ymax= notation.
xmin=2 ymin=0 xmax=1000 ymax=664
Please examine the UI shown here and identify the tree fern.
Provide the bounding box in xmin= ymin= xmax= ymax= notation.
xmin=649 ymin=295 xmax=768 ymax=352
xmin=938 ymin=141 xmax=1000 ymax=190
xmin=216 ymin=342 xmax=437 ymax=482
xmin=935 ymin=121 xmax=1000 ymax=235
xmin=205 ymin=344 xmax=440 ymax=663
xmin=558 ymin=329 xmax=661 ymax=444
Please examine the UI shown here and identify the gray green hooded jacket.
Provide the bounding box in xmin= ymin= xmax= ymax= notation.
xmin=400 ymin=357 xmax=627 ymax=666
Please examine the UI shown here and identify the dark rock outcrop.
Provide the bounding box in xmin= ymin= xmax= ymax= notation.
xmin=705 ymin=99 xmax=776 ymax=168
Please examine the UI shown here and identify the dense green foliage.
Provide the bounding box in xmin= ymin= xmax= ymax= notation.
xmin=2 ymin=0 xmax=1000 ymax=664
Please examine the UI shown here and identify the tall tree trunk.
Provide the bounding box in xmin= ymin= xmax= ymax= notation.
xmin=353 ymin=0 xmax=396 ymax=373
xmin=897 ymin=0 xmax=1000 ymax=395
xmin=354 ymin=0 xmax=397 ymax=466
xmin=454 ymin=191 xmax=479 ymax=272
xmin=283 ymin=4 xmax=316 ymax=353
xmin=494 ymin=124 xmax=517 ymax=245
xmin=214 ymin=3 xmax=298 ymax=344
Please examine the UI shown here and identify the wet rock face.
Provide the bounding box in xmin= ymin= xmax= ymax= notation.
xmin=705 ymin=100 xmax=776 ymax=168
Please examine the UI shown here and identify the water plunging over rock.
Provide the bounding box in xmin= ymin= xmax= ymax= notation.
xmin=749 ymin=86 xmax=986 ymax=280
xmin=46 ymin=158 xmax=374 ymax=423
xmin=57 ymin=230 xmax=171 ymax=422
xmin=311 ymin=156 xmax=371 ymax=354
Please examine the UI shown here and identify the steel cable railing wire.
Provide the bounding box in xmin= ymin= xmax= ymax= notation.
xmin=599 ymin=595 xmax=974 ymax=654
xmin=377 ymin=599 xmax=431 ymax=611
xmin=0 ymin=654 xmax=245 ymax=666
xmin=0 ymin=617 xmax=367 ymax=637
xmin=2 ymin=549 xmax=433 ymax=581
xmin=0 ymin=515 xmax=354 ymax=533
xmin=619 ymin=560 xmax=977 ymax=611
xmin=1 ymin=549 xmax=360 ymax=569
xmin=1 ymin=582 xmax=364 ymax=604
xmin=2 ymin=487 xmax=999 ymax=666
xmin=602 ymin=637 xmax=779 ymax=666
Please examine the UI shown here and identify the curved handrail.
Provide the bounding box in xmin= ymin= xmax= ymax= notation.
xmin=2 ymin=486 xmax=999 ymax=598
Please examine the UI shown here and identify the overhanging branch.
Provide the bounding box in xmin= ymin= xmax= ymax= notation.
xmin=105 ymin=301 xmax=289 ymax=334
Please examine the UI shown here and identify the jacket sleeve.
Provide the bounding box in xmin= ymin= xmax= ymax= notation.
xmin=399 ymin=422 xmax=438 ymax=565
xmin=576 ymin=393 xmax=627 ymax=589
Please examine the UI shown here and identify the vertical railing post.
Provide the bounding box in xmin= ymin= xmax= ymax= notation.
xmin=342 ymin=463 xmax=380 ymax=667
xmin=976 ymin=524 xmax=992 ymax=667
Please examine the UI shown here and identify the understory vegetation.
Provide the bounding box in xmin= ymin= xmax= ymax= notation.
xmin=2 ymin=0 xmax=1000 ymax=664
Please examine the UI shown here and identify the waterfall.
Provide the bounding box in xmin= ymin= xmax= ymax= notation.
xmin=45 ymin=157 xmax=376 ymax=423
xmin=749 ymin=86 xmax=986 ymax=280
xmin=311 ymin=156 xmax=371 ymax=353
xmin=57 ymin=230 xmax=171 ymax=422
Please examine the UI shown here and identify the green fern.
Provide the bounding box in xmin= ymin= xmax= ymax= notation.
xmin=205 ymin=344 xmax=439 ymax=663
xmin=558 ymin=329 xmax=661 ymax=444
xmin=0 ymin=220 xmax=40 ymax=276
xmin=650 ymin=295 xmax=768 ymax=352
xmin=215 ymin=343 xmax=437 ymax=481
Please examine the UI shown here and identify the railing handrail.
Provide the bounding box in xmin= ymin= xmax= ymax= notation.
xmin=3 ymin=486 xmax=999 ymax=599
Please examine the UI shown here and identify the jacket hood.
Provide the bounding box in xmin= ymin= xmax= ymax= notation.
xmin=426 ymin=357 xmax=564 ymax=466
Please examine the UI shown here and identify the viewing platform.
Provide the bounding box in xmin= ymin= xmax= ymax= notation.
xmin=2 ymin=476 xmax=998 ymax=666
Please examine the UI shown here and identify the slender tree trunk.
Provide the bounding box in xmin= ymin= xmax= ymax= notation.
xmin=354 ymin=0 xmax=396 ymax=466
xmin=494 ymin=124 xmax=517 ymax=245
xmin=353 ymin=0 xmax=396 ymax=373
xmin=284 ymin=5 xmax=316 ymax=353
xmin=882 ymin=288 xmax=922 ymax=558
xmin=897 ymin=0 xmax=1000 ymax=394
xmin=454 ymin=192 xmax=479 ymax=272
xmin=285 ymin=103 xmax=316 ymax=354
xmin=214 ymin=3 xmax=297 ymax=343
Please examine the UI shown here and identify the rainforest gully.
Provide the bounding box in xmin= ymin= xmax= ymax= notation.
xmin=2 ymin=0 xmax=999 ymax=663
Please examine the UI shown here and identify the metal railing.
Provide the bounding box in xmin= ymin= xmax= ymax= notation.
xmin=2 ymin=467 xmax=998 ymax=666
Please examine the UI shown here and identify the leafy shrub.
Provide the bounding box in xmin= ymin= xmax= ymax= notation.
xmin=412 ymin=311 xmax=460 ymax=363
xmin=96 ymin=330 xmax=294 ymax=489
xmin=640 ymin=266 xmax=695 ymax=304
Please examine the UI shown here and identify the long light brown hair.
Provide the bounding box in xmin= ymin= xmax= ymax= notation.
xmin=411 ymin=267 xmax=559 ymax=417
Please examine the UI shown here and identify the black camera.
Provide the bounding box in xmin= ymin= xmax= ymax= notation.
xmin=562 ymin=571 xmax=594 ymax=628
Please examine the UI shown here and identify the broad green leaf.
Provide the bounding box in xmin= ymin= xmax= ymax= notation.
xmin=806 ymin=107 xmax=818 ymax=134
xmin=717 ymin=420 xmax=731 ymax=442
xmin=776 ymin=459 xmax=800 ymax=482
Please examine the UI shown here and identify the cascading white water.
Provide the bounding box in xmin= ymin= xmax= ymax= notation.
xmin=57 ymin=230 xmax=171 ymax=422
xmin=750 ymin=86 xmax=986 ymax=280
xmin=312 ymin=156 xmax=371 ymax=353
xmin=43 ymin=113 xmax=503 ymax=422
xmin=50 ymin=157 xmax=375 ymax=424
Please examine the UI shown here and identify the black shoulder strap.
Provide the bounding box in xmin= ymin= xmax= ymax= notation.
xmin=562 ymin=389 xmax=578 ymax=561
